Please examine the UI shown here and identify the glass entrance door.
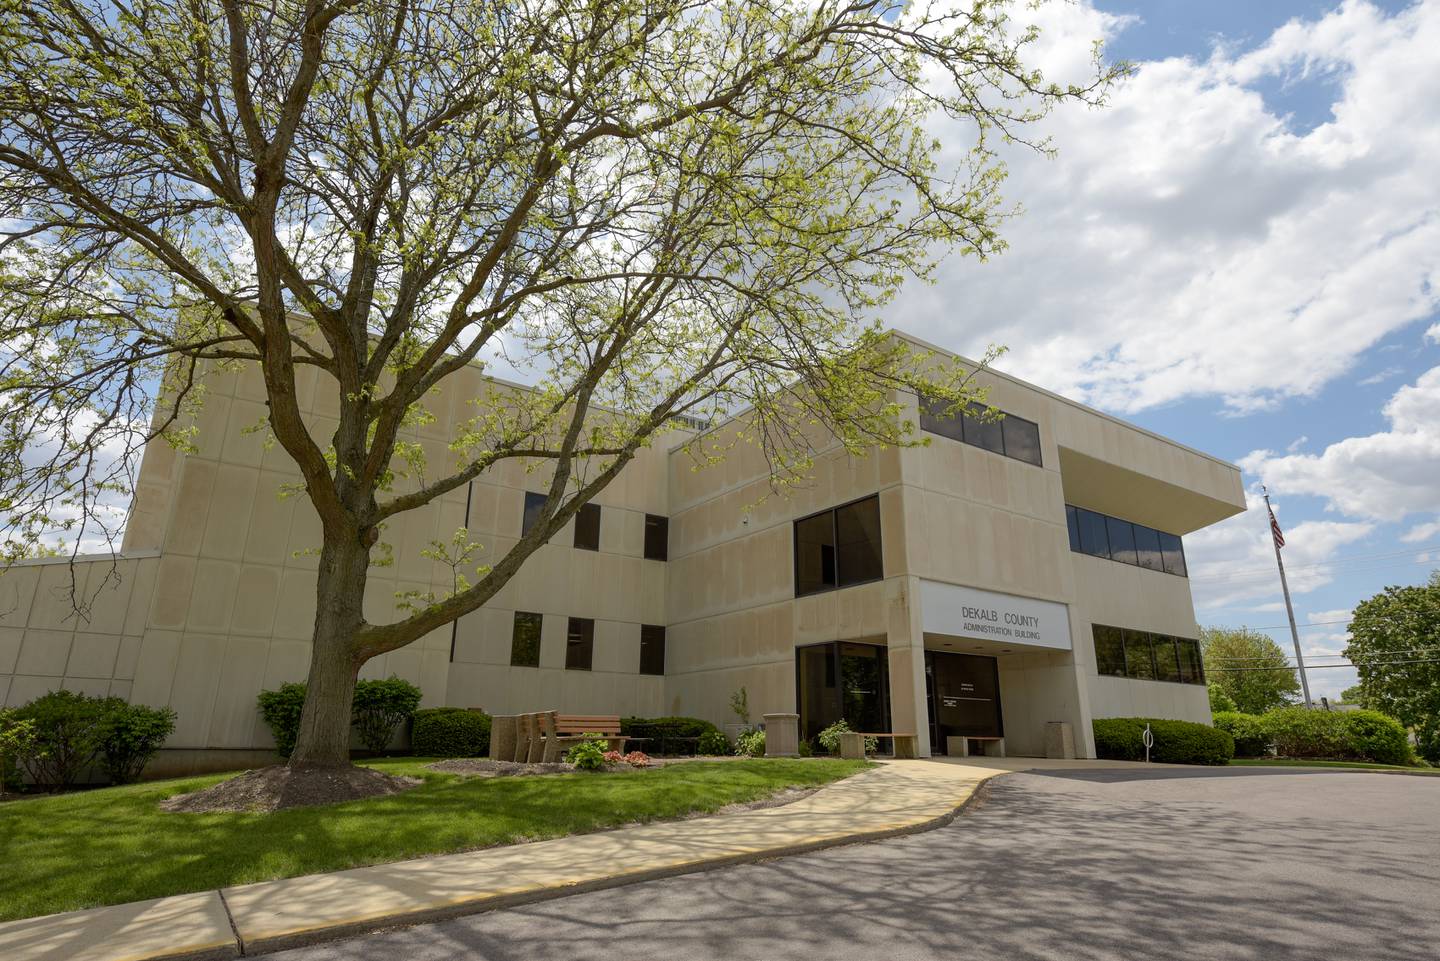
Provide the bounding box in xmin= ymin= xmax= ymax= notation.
xmin=925 ymin=650 xmax=1003 ymax=754
xmin=796 ymin=641 xmax=891 ymax=747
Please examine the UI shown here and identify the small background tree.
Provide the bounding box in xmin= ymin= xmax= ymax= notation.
xmin=1345 ymin=572 xmax=1440 ymax=763
xmin=1201 ymin=627 xmax=1302 ymax=716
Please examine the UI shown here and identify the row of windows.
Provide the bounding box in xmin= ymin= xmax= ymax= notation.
xmin=1066 ymin=505 xmax=1187 ymax=577
xmin=521 ymin=491 xmax=669 ymax=560
xmin=919 ymin=395 xmax=1043 ymax=467
xmin=1092 ymin=624 xmax=1204 ymax=685
xmin=509 ymin=612 xmax=666 ymax=675
xmin=794 ymin=495 xmax=884 ymax=597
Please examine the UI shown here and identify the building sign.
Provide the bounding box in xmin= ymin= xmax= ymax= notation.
xmin=919 ymin=580 xmax=1073 ymax=651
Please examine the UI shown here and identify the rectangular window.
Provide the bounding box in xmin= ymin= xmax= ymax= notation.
xmin=835 ymin=496 xmax=884 ymax=587
xmin=1077 ymin=508 xmax=1111 ymax=559
xmin=510 ymin=611 xmax=542 ymax=668
xmin=1159 ymin=532 xmax=1188 ymax=577
xmin=643 ymin=514 xmax=669 ymax=561
xmin=565 ymin=617 xmax=594 ymax=671
xmin=1066 ymin=505 xmax=1082 ymax=553
xmin=522 ymin=491 xmax=547 ymax=536
xmin=1123 ymin=629 xmax=1156 ymax=680
xmin=961 ymin=403 xmax=1005 ymax=454
xmin=794 ymin=496 xmax=883 ymax=596
xmin=1134 ymin=525 xmax=1165 ymax=572
xmin=1001 ymin=415 xmax=1042 ymax=466
xmin=1177 ymin=638 xmax=1204 ymax=684
xmin=1106 ymin=516 xmax=1139 ymax=566
xmin=1092 ymin=624 xmax=1127 ymax=677
xmin=918 ymin=394 xmax=965 ymax=443
xmin=573 ymin=502 xmax=601 ymax=551
xmin=1152 ymin=635 xmax=1182 ymax=682
xmin=639 ymin=624 xmax=666 ymax=676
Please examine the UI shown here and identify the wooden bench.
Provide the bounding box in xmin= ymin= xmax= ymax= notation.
xmin=540 ymin=713 xmax=627 ymax=762
xmin=947 ymin=735 xmax=1006 ymax=758
xmin=839 ymin=731 xmax=919 ymax=759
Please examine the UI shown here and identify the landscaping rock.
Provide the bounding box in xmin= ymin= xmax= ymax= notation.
xmin=160 ymin=763 xmax=420 ymax=813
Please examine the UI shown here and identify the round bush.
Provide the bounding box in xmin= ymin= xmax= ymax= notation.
xmin=256 ymin=682 xmax=307 ymax=758
xmin=351 ymin=676 xmax=423 ymax=754
xmin=696 ymin=730 xmax=730 ymax=755
xmin=1091 ymin=717 xmax=1234 ymax=765
xmin=411 ymin=708 xmax=491 ymax=757
xmin=96 ymin=702 xmax=176 ymax=784
xmin=1339 ymin=709 xmax=1413 ymax=765
xmin=1212 ymin=711 xmax=1270 ymax=758
xmin=1260 ymin=706 xmax=1347 ymax=759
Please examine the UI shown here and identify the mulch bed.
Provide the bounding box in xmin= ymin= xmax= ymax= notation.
xmin=160 ymin=764 xmax=420 ymax=813
xmin=427 ymin=759 xmax=651 ymax=778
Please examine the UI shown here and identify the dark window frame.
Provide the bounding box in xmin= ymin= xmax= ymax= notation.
xmin=573 ymin=501 xmax=601 ymax=551
xmin=918 ymin=393 xmax=1043 ymax=468
xmin=639 ymin=624 xmax=666 ymax=676
xmin=1092 ymin=622 xmax=1205 ymax=685
xmin=793 ymin=494 xmax=884 ymax=598
xmin=1066 ymin=504 xmax=1188 ymax=578
xmin=510 ymin=611 xmax=543 ymax=668
xmin=643 ymin=514 xmax=669 ymax=561
xmin=521 ymin=491 xmax=547 ymax=537
xmin=565 ymin=616 xmax=594 ymax=671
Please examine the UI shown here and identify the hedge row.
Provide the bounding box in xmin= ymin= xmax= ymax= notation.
xmin=1 ymin=691 xmax=176 ymax=790
xmin=1214 ymin=707 xmax=1413 ymax=765
xmin=257 ymin=676 xmax=423 ymax=758
xmin=412 ymin=708 xmax=491 ymax=757
xmin=1092 ymin=717 xmax=1235 ymax=765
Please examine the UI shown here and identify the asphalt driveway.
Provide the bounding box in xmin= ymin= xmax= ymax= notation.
xmin=258 ymin=766 xmax=1440 ymax=961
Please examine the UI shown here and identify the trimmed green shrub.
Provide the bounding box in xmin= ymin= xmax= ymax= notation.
xmin=1339 ymin=709 xmax=1413 ymax=765
xmin=1212 ymin=711 xmax=1270 ymax=758
xmin=1091 ymin=717 xmax=1234 ymax=765
xmin=11 ymin=690 xmax=109 ymax=790
xmin=257 ymin=682 xmax=308 ymax=758
xmin=411 ymin=707 xmax=491 ymax=757
xmin=736 ymin=729 xmax=766 ymax=757
xmin=351 ymin=676 xmax=423 ymax=754
xmin=817 ymin=719 xmax=876 ymax=755
xmin=566 ymin=737 xmax=608 ymax=770
xmin=95 ymin=702 xmax=176 ymax=784
xmin=1260 ymin=706 xmax=1347 ymax=759
xmin=0 ymin=708 xmax=40 ymax=792
xmin=620 ymin=716 xmax=721 ymax=740
xmin=696 ymin=730 xmax=730 ymax=755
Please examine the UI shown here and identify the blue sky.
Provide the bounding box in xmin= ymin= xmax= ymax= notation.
xmin=892 ymin=0 xmax=1440 ymax=699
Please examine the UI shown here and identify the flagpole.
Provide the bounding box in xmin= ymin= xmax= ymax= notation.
xmin=1263 ymin=487 xmax=1313 ymax=709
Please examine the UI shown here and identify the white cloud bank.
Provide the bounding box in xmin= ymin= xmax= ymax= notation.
xmin=899 ymin=0 xmax=1440 ymax=415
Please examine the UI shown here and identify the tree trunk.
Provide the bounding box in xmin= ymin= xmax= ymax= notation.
xmin=289 ymin=535 xmax=369 ymax=767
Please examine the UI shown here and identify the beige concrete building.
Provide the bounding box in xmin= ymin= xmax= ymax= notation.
xmin=0 ymin=331 xmax=1245 ymax=770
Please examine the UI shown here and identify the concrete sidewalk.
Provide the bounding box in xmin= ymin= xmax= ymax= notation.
xmin=0 ymin=758 xmax=1166 ymax=961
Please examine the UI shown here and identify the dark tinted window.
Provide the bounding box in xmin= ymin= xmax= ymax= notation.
xmin=510 ymin=611 xmax=542 ymax=667
xmin=522 ymin=491 xmax=547 ymax=536
xmin=565 ymin=617 xmax=594 ymax=670
xmin=1123 ymin=629 xmax=1156 ymax=680
xmin=1177 ymin=638 xmax=1204 ymax=684
xmin=1077 ymin=508 xmax=1110 ymax=558
xmin=1159 ymin=532 xmax=1188 ymax=577
xmin=1106 ymin=516 xmax=1138 ymax=566
xmin=573 ymin=502 xmax=601 ymax=551
xmin=639 ymin=624 xmax=666 ymax=676
xmin=1066 ymin=505 xmax=1082 ymax=552
xmin=1134 ymin=524 xmax=1164 ymax=572
xmin=1152 ymin=635 xmax=1181 ymax=682
xmin=1092 ymin=624 xmax=1126 ymax=677
xmin=644 ymin=514 xmax=669 ymax=561
xmin=1001 ymin=415 xmax=1042 ymax=466
xmin=918 ymin=394 xmax=964 ymax=443
xmin=794 ymin=511 xmax=838 ymax=596
xmin=961 ymin=403 xmax=1005 ymax=454
xmin=835 ymin=496 xmax=884 ymax=586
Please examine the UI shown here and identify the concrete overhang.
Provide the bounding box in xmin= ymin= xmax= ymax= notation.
xmin=1058 ymin=446 xmax=1245 ymax=535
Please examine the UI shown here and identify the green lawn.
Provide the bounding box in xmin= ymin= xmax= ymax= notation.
xmin=1230 ymin=758 xmax=1440 ymax=773
xmin=0 ymin=757 xmax=868 ymax=922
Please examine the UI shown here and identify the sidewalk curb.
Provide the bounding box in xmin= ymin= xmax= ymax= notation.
xmin=236 ymin=770 xmax=1005 ymax=959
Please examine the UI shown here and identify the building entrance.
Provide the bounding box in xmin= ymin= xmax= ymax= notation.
xmin=795 ymin=641 xmax=891 ymax=748
xmin=925 ymin=650 xmax=1003 ymax=754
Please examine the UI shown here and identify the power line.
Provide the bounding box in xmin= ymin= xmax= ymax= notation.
xmin=1207 ymin=647 xmax=1440 ymax=661
xmin=1189 ymin=543 xmax=1440 ymax=582
xmin=1192 ymin=554 xmax=1439 ymax=586
xmin=1209 ymin=657 xmax=1440 ymax=672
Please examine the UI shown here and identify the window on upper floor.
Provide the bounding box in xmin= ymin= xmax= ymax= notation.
xmin=1066 ymin=505 xmax=1187 ymax=578
xmin=794 ymin=495 xmax=883 ymax=597
xmin=639 ymin=624 xmax=666 ymax=676
xmin=510 ymin=611 xmax=542 ymax=668
xmin=521 ymin=491 xmax=547 ymax=536
xmin=644 ymin=514 xmax=669 ymax=561
xmin=919 ymin=394 xmax=1042 ymax=467
xmin=574 ymin=502 xmax=601 ymax=551
xmin=565 ymin=617 xmax=594 ymax=671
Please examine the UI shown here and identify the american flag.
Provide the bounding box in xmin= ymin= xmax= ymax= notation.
xmin=1268 ymin=503 xmax=1285 ymax=549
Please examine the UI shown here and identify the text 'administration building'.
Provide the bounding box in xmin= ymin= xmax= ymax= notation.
xmin=0 ymin=332 xmax=1245 ymax=769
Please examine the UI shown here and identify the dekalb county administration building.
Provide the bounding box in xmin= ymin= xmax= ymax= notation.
xmin=0 ymin=332 xmax=1246 ymax=772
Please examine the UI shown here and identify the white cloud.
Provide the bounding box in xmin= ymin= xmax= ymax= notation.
xmin=1240 ymin=365 xmax=1440 ymax=522
xmin=897 ymin=0 xmax=1440 ymax=415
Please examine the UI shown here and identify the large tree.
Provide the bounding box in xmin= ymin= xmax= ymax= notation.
xmin=1345 ymin=573 xmax=1440 ymax=763
xmin=1201 ymin=626 xmax=1302 ymax=716
xmin=0 ymin=0 xmax=1115 ymax=769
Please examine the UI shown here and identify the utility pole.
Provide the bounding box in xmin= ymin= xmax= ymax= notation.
xmin=1264 ymin=487 xmax=1313 ymax=709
